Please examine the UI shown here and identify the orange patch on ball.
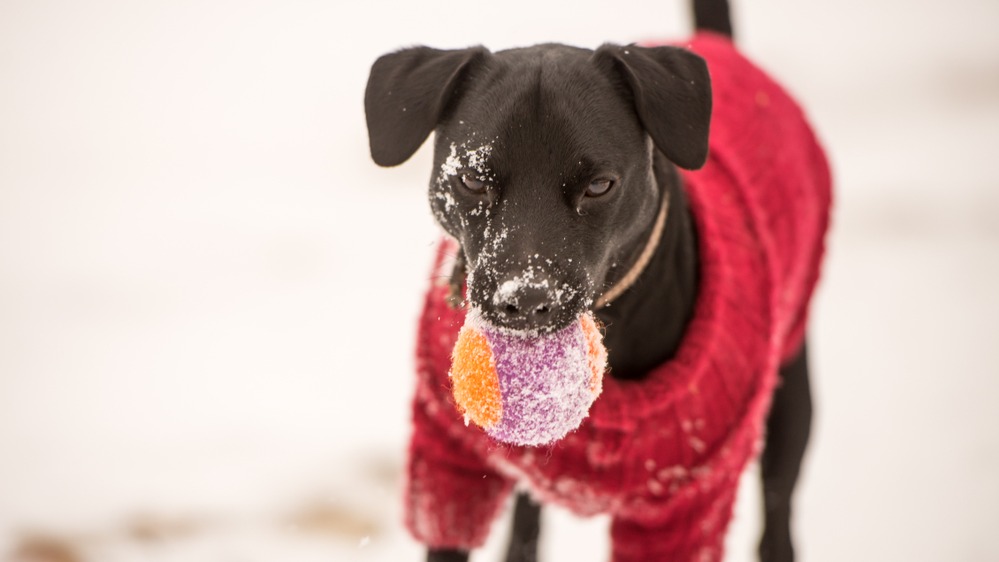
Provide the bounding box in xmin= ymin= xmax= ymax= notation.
xmin=449 ymin=324 xmax=503 ymax=428
xmin=581 ymin=313 xmax=607 ymax=394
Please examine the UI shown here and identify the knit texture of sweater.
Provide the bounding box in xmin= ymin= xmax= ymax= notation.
xmin=404 ymin=32 xmax=832 ymax=562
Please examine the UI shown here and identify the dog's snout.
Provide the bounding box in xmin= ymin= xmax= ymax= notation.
xmin=497 ymin=281 xmax=552 ymax=314
xmin=492 ymin=275 xmax=558 ymax=331
xmin=467 ymin=259 xmax=589 ymax=334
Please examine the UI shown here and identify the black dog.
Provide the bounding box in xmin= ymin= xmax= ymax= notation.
xmin=365 ymin=1 xmax=820 ymax=560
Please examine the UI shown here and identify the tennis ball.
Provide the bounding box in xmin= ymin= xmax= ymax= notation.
xmin=449 ymin=310 xmax=607 ymax=446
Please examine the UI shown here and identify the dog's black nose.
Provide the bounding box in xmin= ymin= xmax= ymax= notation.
xmin=492 ymin=275 xmax=557 ymax=332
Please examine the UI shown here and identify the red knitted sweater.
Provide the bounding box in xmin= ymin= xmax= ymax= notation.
xmin=405 ymin=33 xmax=831 ymax=562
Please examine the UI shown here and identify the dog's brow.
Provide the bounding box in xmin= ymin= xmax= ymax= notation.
xmin=440 ymin=141 xmax=495 ymax=178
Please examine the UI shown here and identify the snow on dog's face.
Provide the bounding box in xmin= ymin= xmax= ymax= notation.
xmin=427 ymin=45 xmax=659 ymax=334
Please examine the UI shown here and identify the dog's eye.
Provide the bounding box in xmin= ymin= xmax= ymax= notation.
xmin=460 ymin=173 xmax=487 ymax=193
xmin=586 ymin=178 xmax=614 ymax=197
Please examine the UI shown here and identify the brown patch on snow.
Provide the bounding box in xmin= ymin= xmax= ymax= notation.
xmin=286 ymin=502 xmax=381 ymax=541
xmin=123 ymin=512 xmax=208 ymax=542
xmin=8 ymin=534 xmax=83 ymax=562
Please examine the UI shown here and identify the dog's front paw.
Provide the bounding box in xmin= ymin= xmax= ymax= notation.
xmin=758 ymin=527 xmax=795 ymax=562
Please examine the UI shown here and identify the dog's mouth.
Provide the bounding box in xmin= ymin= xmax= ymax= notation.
xmin=465 ymin=263 xmax=593 ymax=335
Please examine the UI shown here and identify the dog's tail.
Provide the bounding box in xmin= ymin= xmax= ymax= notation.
xmin=693 ymin=0 xmax=734 ymax=38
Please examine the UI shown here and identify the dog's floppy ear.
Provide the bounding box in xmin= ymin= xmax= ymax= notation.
xmin=364 ymin=46 xmax=489 ymax=167
xmin=592 ymin=44 xmax=711 ymax=170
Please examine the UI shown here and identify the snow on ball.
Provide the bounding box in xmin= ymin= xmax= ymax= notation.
xmin=448 ymin=309 xmax=607 ymax=446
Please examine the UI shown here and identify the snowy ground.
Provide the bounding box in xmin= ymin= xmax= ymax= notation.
xmin=1 ymin=1 xmax=997 ymax=561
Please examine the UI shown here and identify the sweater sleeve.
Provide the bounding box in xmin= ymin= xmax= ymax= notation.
xmin=609 ymin=469 xmax=740 ymax=562
xmin=404 ymin=384 xmax=515 ymax=549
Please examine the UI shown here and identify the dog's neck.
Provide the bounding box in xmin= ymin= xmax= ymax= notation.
xmin=595 ymin=152 xmax=699 ymax=380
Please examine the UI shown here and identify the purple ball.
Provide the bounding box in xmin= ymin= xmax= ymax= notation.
xmin=449 ymin=309 xmax=607 ymax=446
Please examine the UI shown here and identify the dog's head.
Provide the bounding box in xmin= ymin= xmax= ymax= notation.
xmin=365 ymin=42 xmax=710 ymax=333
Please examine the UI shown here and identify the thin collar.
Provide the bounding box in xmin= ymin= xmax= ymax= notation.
xmin=594 ymin=190 xmax=670 ymax=309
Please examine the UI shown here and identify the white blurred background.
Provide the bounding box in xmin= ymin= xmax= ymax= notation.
xmin=1 ymin=1 xmax=997 ymax=560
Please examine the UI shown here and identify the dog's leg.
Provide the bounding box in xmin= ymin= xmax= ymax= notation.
xmin=759 ymin=341 xmax=812 ymax=562
xmin=504 ymin=492 xmax=541 ymax=562
xmin=426 ymin=492 xmax=540 ymax=562
xmin=427 ymin=549 xmax=469 ymax=562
